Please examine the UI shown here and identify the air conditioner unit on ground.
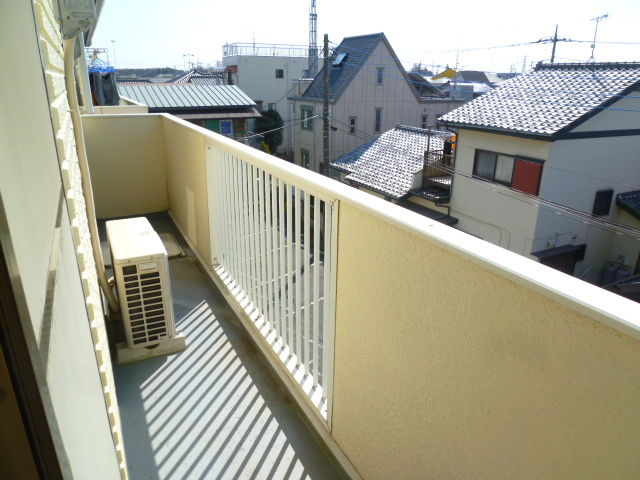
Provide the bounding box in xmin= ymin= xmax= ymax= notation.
xmin=106 ymin=217 xmax=187 ymax=364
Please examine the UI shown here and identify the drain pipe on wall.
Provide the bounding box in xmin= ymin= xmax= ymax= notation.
xmin=64 ymin=37 xmax=120 ymax=313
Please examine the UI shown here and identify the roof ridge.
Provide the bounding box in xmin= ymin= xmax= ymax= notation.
xmin=535 ymin=61 xmax=640 ymax=71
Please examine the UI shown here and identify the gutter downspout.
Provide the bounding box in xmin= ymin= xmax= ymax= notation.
xmin=64 ymin=37 xmax=120 ymax=313
xmin=76 ymin=33 xmax=94 ymax=114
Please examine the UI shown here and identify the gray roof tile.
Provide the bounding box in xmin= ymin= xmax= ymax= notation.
xmin=439 ymin=62 xmax=640 ymax=137
xmin=330 ymin=125 xmax=450 ymax=199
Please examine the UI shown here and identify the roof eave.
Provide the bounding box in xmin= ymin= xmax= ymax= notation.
xmin=438 ymin=122 xmax=556 ymax=141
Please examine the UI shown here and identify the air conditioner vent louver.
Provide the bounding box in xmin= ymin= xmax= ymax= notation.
xmin=106 ymin=217 xmax=187 ymax=363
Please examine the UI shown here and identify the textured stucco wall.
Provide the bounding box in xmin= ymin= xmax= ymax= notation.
xmin=83 ymin=115 xmax=169 ymax=218
xmin=1 ymin=0 xmax=125 ymax=477
xmin=331 ymin=202 xmax=640 ymax=480
xmin=162 ymin=116 xmax=212 ymax=265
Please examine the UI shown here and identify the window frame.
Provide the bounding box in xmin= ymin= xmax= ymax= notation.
xmin=301 ymin=106 xmax=313 ymax=131
xmin=220 ymin=119 xmax=233 ymax=137
xmin=301 ymin=148 xmax=310 ymax=169
xmin=377 ymin=67 xmax=384 ymax=84
xmin=472 ymin=149 xmax=543 ymax=196
xmin=349 ymin=117 xmax=356 ymax=135
xmin=374 ymin=108 xmax=382 ymax=133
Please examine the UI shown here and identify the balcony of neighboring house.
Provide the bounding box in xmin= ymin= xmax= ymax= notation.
xmin=83 ymin=112 xmax=640 ymax=480
xmin=410 ymin=142 xmax=455 ymax=206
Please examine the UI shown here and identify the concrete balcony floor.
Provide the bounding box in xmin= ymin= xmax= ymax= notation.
xmin=100 ymin=213 xmax=346 ymax=480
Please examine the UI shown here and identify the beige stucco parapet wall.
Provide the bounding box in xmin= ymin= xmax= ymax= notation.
xmin=331 ymin=201 xmax=640 ymax=480
xmin=34 ymin=0 xmax=127 ymax=476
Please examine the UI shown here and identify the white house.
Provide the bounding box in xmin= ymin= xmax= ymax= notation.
xmin=289 ymin=32 xmax=463 ymax=173
xmin=222 ymin=43 xmax=311 ymax=154
xmin=439 ymin=61 xmax=640 ymax=284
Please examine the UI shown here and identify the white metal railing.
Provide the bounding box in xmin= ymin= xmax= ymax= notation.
xmin=209 ymin=145 xmax=337 ymax=419
xmin=223 ymin=42 xmax=310 ymax=58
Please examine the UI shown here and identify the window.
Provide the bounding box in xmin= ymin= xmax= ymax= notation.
xmin=377 ymin=67 xmax=384 ymax=84
xmin=267 ymin=103 xmax=276 ymax=111
xmin=301 ymin=106 xmax=313 ymax=130
xmin=374 ymin=108 xmax=382 ymax=133
xmin=332 ymin=53 xmax=347 ymax=66
xmin=421 ymin=115 xmax=428 ymax=130
xmin=301 ymin=149 xmax=310 ymax=169
xmin=473 ymin=149 xmax=543 ymax=195
xmin=220 ymin=120 xmax=232 ymax=137
xmin=275 ymin=69 xmax=284 ymax=78
xmin=349 ymin=117 xmax=356 ymax=135
xmin=592 ymin=189 xmax=614 ymax=216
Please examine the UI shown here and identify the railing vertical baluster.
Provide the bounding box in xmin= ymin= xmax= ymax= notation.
xmin=231 ymin=156 xmax=242 ymax=287
xmin=278 ymin=179 xmax=286 ymax=343
xmin=286 ymin=183 xmax=294 ymax=354
xmin=313 ymin=196 xmax=321 ymax=387
xmin=294 ymin=188 xmax=302 ymax=364
xmin=303 ymin=191 xmax=311 ymax=371
xmin=257 ymin=168 xmax=268 ymax=321
xmin=249 ymin=165 xmax=261 ymax=313
xmin=264 ymin=172 xmax=274 ymax=332
xmin=322 ymin=201 xmax=334 ymax=403
xmin=223 ymin=152 xmax=234 ymax=279
xmin=241 ymin=161 xmax=252 ymax=305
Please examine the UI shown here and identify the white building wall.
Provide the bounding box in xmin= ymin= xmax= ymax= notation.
xmin=292 ymin=41 xmax=464 ymax=173
xmin=225 ymin=55 xmax=308 ymax=153
xmin=1 ymin=0 xmax=124 ymax=477
xmin=537 ymin=129 xmax=640 ymax=283
xmin=450 ymin=129 xmax=550 ymax=255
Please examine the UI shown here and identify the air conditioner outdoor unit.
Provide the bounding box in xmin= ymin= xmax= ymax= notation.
xmin=106 ymin=217 xmax=187 ymax=364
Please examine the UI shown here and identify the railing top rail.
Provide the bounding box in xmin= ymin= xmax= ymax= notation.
xmin=91 ymin=113 xmax=640 ymax=340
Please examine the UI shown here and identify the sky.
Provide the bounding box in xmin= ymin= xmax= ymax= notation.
xmin=90 ymin=0 xmax=640 ymax=73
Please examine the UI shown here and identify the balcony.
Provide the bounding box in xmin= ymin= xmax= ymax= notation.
xmin=83 ymin=112 xmax=640 ymax=480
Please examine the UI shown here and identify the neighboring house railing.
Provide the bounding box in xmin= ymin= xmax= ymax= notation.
xmin=223 ymin=43 xmax=310 ymax=58
xmin=423 ymin=150 xmax=453 ymax=184
xmin=207 ymin=144 xmax=337 ymax=419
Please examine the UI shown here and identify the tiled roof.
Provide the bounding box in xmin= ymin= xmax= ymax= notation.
xmin=407 ymin=72 xmax=444 ymax=98
xmin=439 ymin=62 xmax=640 ymax=137
xmin=330 ymin=125 xmax=449 ymax=199
xmin=116 ymin=84 xmax=255 ymax=110
xmin=301 ymin=33 xmax=394 ymax=101
xmin=168 ymin=69 xmax=225 ymax=86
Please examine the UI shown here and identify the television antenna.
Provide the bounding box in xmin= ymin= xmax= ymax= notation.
xmin=588 ymin=13 xmax=608 ymax=62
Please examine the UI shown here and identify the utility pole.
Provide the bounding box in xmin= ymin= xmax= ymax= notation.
xmin=322 ymin=34 xmax=329 ymax=175
xmin=550 ymin=25 xmax=558 ymax=63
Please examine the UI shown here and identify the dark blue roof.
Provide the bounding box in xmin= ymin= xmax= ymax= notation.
xmin=301 ymin=33 xmax=385 ymax=101
xmin=440 ymin=62 xmax=640 ymax=138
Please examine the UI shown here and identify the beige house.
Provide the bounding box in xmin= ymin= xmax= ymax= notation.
xmin=289 ymin=32 xmax=462 ymax=173
xmin=440 ymin=62 xmax=640 ymax=284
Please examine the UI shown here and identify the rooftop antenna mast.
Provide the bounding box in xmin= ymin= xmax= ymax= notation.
xmin=588 ymin=13 xmax=608 ymax=62
xmin=309 ymin=0 xmax=318 ymax=77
